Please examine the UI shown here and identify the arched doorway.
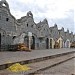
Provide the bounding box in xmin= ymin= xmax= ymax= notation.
xmin=50 ymin=39 xmax=52 ymax=49
xmin=24 ymin=36 xmax=29 ymax=48
xmin=59 ymin=39 xmax=63 ymax=48
xmin=31 ymin=36 xmax=35 ymax=49
xmin=46 ymin=38 xmax=49 ymax=49
xmin=0 ymin=33 xmax=1 ymax=50
xmin=54 ymin=41 xmax=59 ymax=49
xmin=65 ymin=39 xmax=70 ymax=48
xmin=63 ymin=41 xmax=65 ymax=48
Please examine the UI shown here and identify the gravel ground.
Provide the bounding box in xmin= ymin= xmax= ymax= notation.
xmin=35 ymin=58 xmax=75 ymax=75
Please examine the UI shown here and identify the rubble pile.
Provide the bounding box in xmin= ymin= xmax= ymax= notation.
xmin=7 ymin=63 xmax=31 ymax=72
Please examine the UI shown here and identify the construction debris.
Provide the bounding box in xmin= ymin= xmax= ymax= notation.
xmin=17 ymin=43 xmax=31 ymax=51
xmin=7 ymin=63 xmax=31 ymax=72
xmin=70 ymin=41 xmax=75 ymax=48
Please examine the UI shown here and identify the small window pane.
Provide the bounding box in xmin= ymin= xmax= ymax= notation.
xmin=6 ymin=18 xmax=9 ymax=21
xmin=27 ymin=23 xmax=28 ymax=27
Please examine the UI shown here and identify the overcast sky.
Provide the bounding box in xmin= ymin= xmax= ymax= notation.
xmin=6 ymin=0 xmax=74 ymax=33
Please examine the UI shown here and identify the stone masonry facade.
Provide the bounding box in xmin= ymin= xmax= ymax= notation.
xmin=0 ymin=0 xmax=75 ymax=50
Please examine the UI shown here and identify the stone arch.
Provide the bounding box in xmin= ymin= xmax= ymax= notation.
xmin=50 ymin=38 xmax=52 ymax=49
xmin=24 ymin=35 xmax=29 ymax=47
xmin=27 ymin=11 xmax=33 ymax=18
xmin=13 ymin=32 xmax=26 ymax=44
xmin=65 ymin=39 xmax=70 ymax=48
xmin=31 ymin=36 xmax=35 ymax=49
xmin=0 ymin=0 xmax=9 ymax=8
xmin=46 ymin=38 xmax=49 ymax=49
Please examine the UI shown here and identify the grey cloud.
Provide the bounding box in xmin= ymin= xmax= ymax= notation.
xmin=7 ymin=0 xmax=47 ymax=13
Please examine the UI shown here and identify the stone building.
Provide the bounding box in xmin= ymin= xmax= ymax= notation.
xmin=49 ymin=24 xmax=60 ymax=48
xmin=0 ymin=0 xmax=18 ymax=50
xmin=64 ymin=30 xmax=70 ymax=48
xmin=69 ymin=32 xmax=74 ymax=43
xmin=16 ymin=11 xmax=38 ymax=49
xmin=58 ymin=27 xmax=65 ymax=48
xmin=74 ymin=35 xmax=75 ymax=41
xmin=36 ymin=19 xmax=50 ymax=49
xmin=0 ymin=0 xmax=75 ymax=50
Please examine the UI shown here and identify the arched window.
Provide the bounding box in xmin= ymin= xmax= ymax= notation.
xmin=6 ymin=18 xmax=9 ymax=21
xmin=27 ymin=23 xmax=28 ymax=27
xmin=0 ymin=0 xmax=9 ymax=9
xmin=2 ymin=3 xmax=6 ymax=7
xmin=13 ymin=36 xmax=16 ymax=39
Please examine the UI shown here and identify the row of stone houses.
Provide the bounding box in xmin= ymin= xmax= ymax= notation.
xmin=0 ymin=0 xmax=75 ymax=50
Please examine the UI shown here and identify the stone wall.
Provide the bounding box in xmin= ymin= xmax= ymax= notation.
xmin=0 ymin=0 xmax=75 ymax=50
